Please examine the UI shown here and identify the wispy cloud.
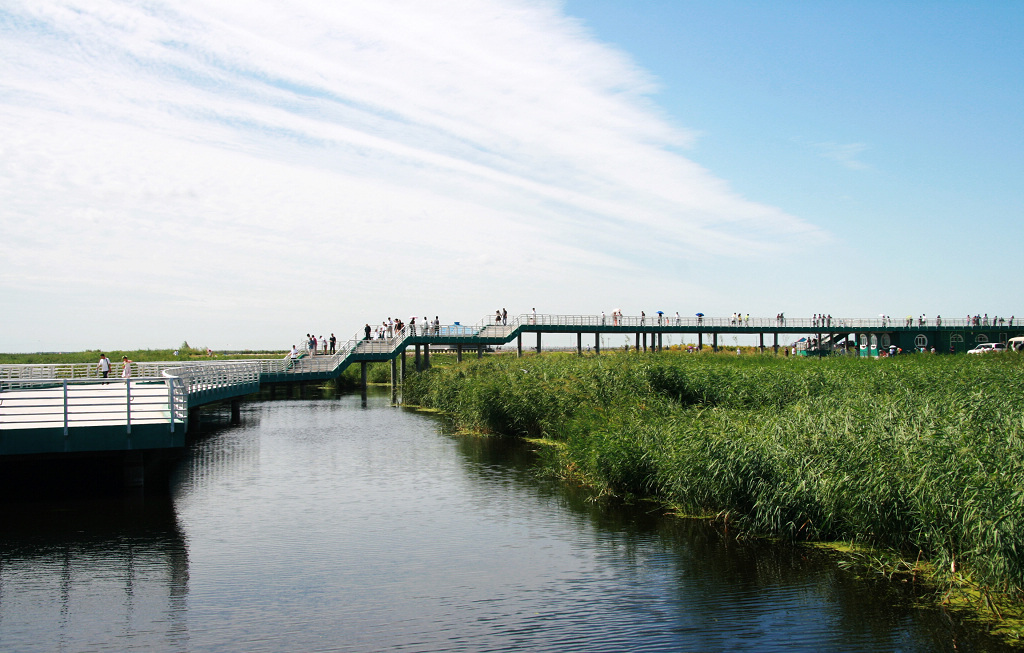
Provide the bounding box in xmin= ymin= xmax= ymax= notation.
xmin=0 ymin=0 xmax=826 ymax=349
xmin=813 ymin=141 xmax=871 ymax=170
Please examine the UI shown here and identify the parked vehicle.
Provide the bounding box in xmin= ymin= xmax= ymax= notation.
xmin=967 ymin=342 xmax=1007 ymax=354
xmin=1008 ymin=336 xmax=1024 ymax=352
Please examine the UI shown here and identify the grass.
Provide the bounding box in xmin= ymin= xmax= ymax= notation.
xmin=403 ymin=350 xmax=1024 ymax=632
xmin=0 ymin=345 xmax=287 ymax=364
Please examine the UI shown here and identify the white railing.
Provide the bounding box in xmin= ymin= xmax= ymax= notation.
xmin=493 ymin=314 xmax=1010 ymax=330
xmin=159 ymin=361 xmax=261 ymax=403
xmin=0 ymin=362 xmax=261 ymax=434
xmin=0 ymin=377 xmax=184 ymax=435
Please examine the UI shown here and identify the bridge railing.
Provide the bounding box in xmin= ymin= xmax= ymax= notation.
xmin=483 ymin=314 xmax=1005 ymax=330
xmin=0 ymin=377 xmax=184 ymax=435
xmin=159 ymin=362 xmax=261 ymax=405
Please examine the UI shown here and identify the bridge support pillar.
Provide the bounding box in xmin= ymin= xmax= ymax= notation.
xmin=536 ymin=332 xmax=542 ymax=354
xmin=424 ymin=344 xmax=431 ymax=369
xmin=759 ymin=333 xmax=765 ymax=353
xmin=698 ymin=333 xmax=703 ymax=351
xmin=658 ymin=333 xmax=663 ymax=351
xmin=456 ymin=344 xmax=463 ymax=362
xmin=774 ymin=332 xmax=779 ymax=354
xmin=477 ymin=345 xmax=483 ymax=359
xmin=401 ymin=350 xmax=406 ymax=378
xmin=188 ymin=407 xmax=201 ymax=434
xmin=635 ymin=333 xmax=640 ymax=352
xmin=390 ymin=358 xmax=397 ymax=404
xmin=360 ymin=362 xmax=367 ymax=391
xmin=517 ymin=334 xmax=522 ymax=358
xmin=415 ymin=345 xmax=421 ymax=372
xmin=231 ymin=399 xmax=241 ymax=424
xmin=577 ymin=333 xmax=582 ymax=356
xmin=713 ymin=332 xmax=718 ymax=352
xmin=595 ymin=333 xmax=600 ymax=355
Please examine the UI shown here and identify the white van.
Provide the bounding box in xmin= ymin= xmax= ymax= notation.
xmin=1008 ymin=336 xmax=1024 ymax=352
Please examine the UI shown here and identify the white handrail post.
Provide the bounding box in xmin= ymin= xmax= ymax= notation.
xmin=168 ymin=377 xmax=175 ymax=433
xmin=63 ymin=379 xmax=69 ymax=437
xmin=125 ymin=378 xmax=132 ymax=435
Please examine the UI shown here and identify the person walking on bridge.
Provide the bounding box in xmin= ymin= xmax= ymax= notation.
xmin=96 ymin=353 xmax=111 ymax=380
xmin=329 ymin=334 xmax=336 ymax=354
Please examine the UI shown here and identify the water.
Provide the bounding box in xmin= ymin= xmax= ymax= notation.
xmin=0 ymin=388 xmax=1010 ymax=651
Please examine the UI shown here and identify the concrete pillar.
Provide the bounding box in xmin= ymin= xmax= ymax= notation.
xmin=456 ymin=344 xmax=462 ymax=362
xmin=401 ymin=350 xmax=406 ymax=378
xmin=517 ymin=334 xmax=522 ymax=358
xmin=360 ymin=362 xmax=368 ymax=390
xmin=577 ymin=333 xmax=582 ymax=356
xmin=635 ymin=333 xmax=640 ymax=351
xmin=536 ymin=332 xmax=542 ymax=354
xmin=774 ymin=332 xmax=779 ymax=354
xmin=698 ymin=333 xmax=703 ymax=351
xmin=595 ymin=333 xmax=601 ymax=355
xmin=642 ymin=333 xmax=647 ymax=352
xmin=230 ymin=399 xmax=241 ymax=424
xmin=424 ymin=344 xmax=431 ymax=369
xmin=658 ymin=333 xmax=663 ymax=351
xmin=713 ymin=332 xmax=718 ymax=352
xmin=759 ymin=332 xmax=765 ymax=353
xmin=415 ymin=344 xmax=421 ymax=372
xmin=477 ymin=345 xmax=483 ymax=359
xmin=390 ymin=358 xmax=397 ymax=404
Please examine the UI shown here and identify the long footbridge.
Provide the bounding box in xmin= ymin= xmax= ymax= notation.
xmin=1 ymin=313 xmax=1020 ymax=462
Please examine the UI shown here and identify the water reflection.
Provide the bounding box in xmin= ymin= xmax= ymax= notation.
xmin=0 ymin=495 xmax=188 ymax=652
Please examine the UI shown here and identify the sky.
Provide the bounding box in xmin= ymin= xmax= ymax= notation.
xmin=1 ymin=0 xmax=1021 ymax=352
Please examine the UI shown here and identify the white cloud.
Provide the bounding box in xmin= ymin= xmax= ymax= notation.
xmin=814 ymin=141 xmax=871 ymax=171
xmin=0 ymin=0 xmax=826 ymax=350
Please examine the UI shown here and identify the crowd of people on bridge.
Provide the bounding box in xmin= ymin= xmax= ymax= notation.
xmin=300 ymin=333 xmax=336 ymax=357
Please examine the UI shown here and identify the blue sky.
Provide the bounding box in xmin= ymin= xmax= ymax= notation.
xmin=1 ymin=1 xmax=1021 ymax=351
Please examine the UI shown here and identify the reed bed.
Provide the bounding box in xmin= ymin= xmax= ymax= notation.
xmin=403 ymin=352 xmax=1024 ymax=599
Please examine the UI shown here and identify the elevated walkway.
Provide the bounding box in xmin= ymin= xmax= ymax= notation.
xmin=3 ymin=313 xmax=1021 ymax=456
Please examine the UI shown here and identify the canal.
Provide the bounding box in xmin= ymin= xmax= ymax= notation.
xmin=0 ymin=387 xmax=1010 ymax=651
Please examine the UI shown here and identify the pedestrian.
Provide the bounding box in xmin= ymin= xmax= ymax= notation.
xmin=96 ymin=353 xmax=111 ymax=379
xmin=329 ymin=334 xmax=336 ymax=354
xmin=290 ymin=344 xmax=299 ymax=359
xmin=364 ymin=324 xmax=371 ymax=340
xmin=502 ymin=308 xmax=507 ymax=325
xmin=121 ymin=356 xmax=132 ymax=379
xmin=321 ymin=335 xmax=327 ymax=353
xmin=495 ymin=309 xmax=502 ymax=325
